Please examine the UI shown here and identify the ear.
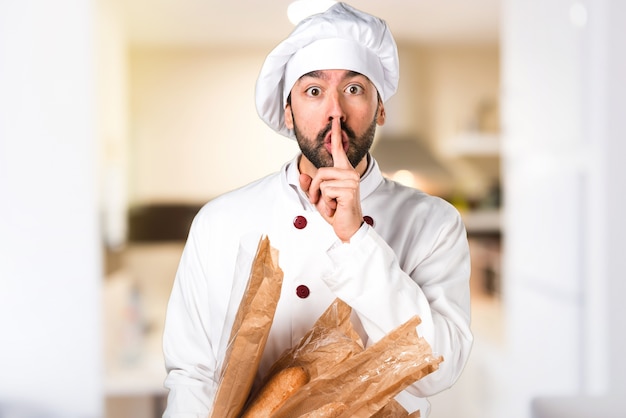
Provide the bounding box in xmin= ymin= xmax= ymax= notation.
xmin=284 ymin=103 xmax=294 ymax=129
xmin=376 ymin=101 xmax=386 ymax=126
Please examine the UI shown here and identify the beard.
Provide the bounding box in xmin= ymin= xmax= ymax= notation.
xmin=293 ymin=113 xmax=378 ymax=169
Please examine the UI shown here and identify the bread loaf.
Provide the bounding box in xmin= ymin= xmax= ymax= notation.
xmin=241 ymin=366 xmax=309 ymax=417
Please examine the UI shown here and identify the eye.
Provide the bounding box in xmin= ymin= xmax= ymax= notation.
xmin=305 ymin=86 xmax=322 ymax=97
xmin=345 ymin=84 xmax=364 ymax=95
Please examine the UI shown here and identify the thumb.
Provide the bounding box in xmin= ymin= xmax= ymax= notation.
xmin=299 ymin=173 xmax=312 ymax=193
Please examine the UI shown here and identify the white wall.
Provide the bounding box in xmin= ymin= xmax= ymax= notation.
xmin=501 ymin=0 xmax=626 ymax=416
xmin=0 ymin=1 xmax=103 ymax=417
xmin=602 ymin=0 xmax=626 ymax=394
xmin=99 ymin=0 xmax=130 ymax=250
xmin=128 ymin=47 xmax=298 ymax=205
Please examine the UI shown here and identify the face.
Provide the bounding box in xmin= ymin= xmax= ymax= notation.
xmin=284 ymin=70 xmax=385 ymax=172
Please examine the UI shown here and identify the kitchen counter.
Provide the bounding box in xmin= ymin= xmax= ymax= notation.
xmin=105 ymin=357 xmax=166 ymax=397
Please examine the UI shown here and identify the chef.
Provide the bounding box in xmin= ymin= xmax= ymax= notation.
xmin=162 ymin=2 xmax=473 ymax=417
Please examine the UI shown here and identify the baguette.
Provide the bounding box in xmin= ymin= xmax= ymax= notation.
xmin=298 ymin=402 xmax=347 ymax=418
xmin=241 ymin=366 xmax=309 ymax=417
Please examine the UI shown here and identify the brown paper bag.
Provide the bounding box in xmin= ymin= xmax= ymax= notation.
xmin=209 ymin=236 xmax=283 ymax=418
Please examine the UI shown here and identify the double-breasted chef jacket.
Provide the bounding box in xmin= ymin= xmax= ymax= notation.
xmin=162 ymin=154 xmax=473 ymax=417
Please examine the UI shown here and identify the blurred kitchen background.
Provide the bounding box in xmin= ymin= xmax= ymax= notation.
xmin=1 ymin=0 xmax=625 ymax=417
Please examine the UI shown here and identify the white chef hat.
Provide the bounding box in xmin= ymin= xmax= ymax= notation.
xmin=255 ymin=2 xmax=399 ymax=139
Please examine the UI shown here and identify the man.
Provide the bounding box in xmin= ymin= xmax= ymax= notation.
xmin=162 ymin=3 xmax=472 ymax=417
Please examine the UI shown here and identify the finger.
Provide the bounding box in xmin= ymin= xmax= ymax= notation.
xmin=320 ymin=194 xmax=337 ymax=217
xmin=330 ymin=118 xmax=351 ymax=169
xmin=300 ymin=172 xmax=321 ymax=204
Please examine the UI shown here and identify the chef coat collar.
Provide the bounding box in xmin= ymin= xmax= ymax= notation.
xmin=284 ymin=153 xmax=383 ymax=210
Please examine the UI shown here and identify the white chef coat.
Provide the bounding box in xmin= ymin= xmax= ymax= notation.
xmin=162 ymin=154 xmax=473 ymax=417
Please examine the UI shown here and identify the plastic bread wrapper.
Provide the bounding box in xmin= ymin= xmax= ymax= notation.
xmin=370 ymin=399 xmax=421 ymax=418
xmin=257 ymin=297 xmax=365 ymax=388
xmin=209 ymin=236 xmax=284 ymax=418
xmin=270 ymin=299 xmax=442 ymax=418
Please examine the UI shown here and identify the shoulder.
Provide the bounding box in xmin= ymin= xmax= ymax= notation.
xmin=375 ymin=178 xmax=461 ymax=220
xmin=203 ymin=172 xmax=280 ymax=210
xmin=368 ymin=178 xmax=467 ymax=252
xmin=190 ymin=171 xmax=281 ymax=229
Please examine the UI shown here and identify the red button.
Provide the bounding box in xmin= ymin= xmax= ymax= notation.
xmin=363 ymin=215 xmax=374 ymax=226
xmin=296 ymin=285 xmax=310 ymax=298
xmin=293 ymin=215 xmax=308 ymax=229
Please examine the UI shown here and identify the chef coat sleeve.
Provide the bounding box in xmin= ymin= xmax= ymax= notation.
xmin=161 ymin=213 xmax=218 ymax=418
xmin=323 ymin=200 xmax=473 ymax=398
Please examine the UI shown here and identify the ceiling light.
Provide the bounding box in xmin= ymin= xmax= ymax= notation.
xmin=391 ymin=170 xmax=416 ymax=188
xmin=287 ymin=0 xmax=337 ymax=25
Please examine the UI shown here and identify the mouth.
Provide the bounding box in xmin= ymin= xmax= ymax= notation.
xmin=323 ymin=131 xmax=349 ymax=154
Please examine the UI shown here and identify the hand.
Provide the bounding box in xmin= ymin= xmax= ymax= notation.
xmin=299 ymin=118 xmax=363 ymax=242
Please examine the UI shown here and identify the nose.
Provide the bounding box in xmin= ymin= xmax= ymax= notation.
xmin=326 ymin=90 xmax=346 ymax=123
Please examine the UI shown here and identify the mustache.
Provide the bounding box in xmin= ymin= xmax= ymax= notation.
xmin=316 ymin=121 xmax=357 ymax=143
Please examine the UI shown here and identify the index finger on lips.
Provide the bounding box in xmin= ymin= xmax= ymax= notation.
xmin=331 ymin=118 xmax=351 ymax=169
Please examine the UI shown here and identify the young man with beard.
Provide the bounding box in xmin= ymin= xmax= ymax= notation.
xmin=162 ymin=3 xmax=473 ymax=417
